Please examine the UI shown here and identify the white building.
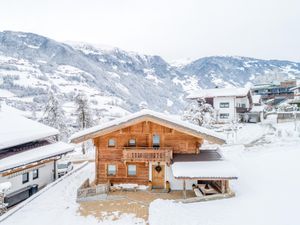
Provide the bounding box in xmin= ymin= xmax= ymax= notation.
xmin=289 ymin=86 xmax=300 ymax=108
xmin=187 ymin=88 xmax=253 ymax=122
xmin=0 ymin=111 xmax=74 ymax=207
xmin=292 ymin=86 xmax=300 ymax=100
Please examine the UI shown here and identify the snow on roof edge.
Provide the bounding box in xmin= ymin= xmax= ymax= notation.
xmin=187 ymin=87 xmax=250 ymax=99
xmin=171 ymin=160 xmax=238 ymax=180
xmin=0 ymin=112 xmax=59 ymax=150
xmin=0 ymin=142 xmax=74 ymax=172
xmin=70 ymin=109 xmax=226 ymax=143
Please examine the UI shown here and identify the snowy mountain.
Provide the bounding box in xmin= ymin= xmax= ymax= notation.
xmin=180 ymin=56 xmax=300 ymax=88
xmin=1 ymin=30 xmax=300 ymax=120
xmin=0 ymin=31 xmax=184 ymax=118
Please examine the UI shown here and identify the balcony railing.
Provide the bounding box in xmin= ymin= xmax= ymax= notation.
xmin=123 ymin=147 xmax=173 ymax=165
xmin=235 ymin=107 xmax=250 ymax=113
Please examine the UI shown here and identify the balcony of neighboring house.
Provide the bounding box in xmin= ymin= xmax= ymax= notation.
xmin=235 ymin=103 xmax=249 ymax=113
xmin=122 ymin=147 xmax=173 ymax=165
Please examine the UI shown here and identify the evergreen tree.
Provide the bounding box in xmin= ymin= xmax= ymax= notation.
xmin=182 ymin=98 xmax=215 ymax=127
xmin=41 ymin=91 xmax=68 ymax=141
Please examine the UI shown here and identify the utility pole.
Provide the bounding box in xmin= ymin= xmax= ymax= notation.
xmin=293 ymin=105 xmax=298 ymax=131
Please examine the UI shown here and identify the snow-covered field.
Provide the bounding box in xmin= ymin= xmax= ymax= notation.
xmin=1 ymin=122 xmax=300 ymax=225
xmin=150 ymin=122 xmax=300 ymax=225
xmin=0 ymin=163 xmax=145 ymax=225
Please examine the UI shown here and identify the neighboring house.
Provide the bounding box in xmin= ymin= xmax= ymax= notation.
xmin=251 ymin=80 xmax=296 ymax=101
xmin=289 ymin=86 xmax=300 ymax=108
xmin=247 ymin=95 xmax=264 ymax=123
xmin=0 ymin=111 xmax=74 ymax=207
xmin=70 ymin=109 xmax=237 ymax=195
xmin=187 ymin=88 xmax=253 ymax=122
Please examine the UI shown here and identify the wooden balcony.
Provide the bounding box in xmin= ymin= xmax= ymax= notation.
xmin=236 ymin=107 xmax=250 ymax=113
xmin=123 ymin=147 xmax=173 ymax=165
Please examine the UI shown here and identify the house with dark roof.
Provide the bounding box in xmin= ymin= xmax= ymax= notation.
xmin=0 ymin=111 xmax=74 ymax=207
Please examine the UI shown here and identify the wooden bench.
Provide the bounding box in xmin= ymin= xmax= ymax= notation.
xmin=194 ymin=188 xmax=203 ymax=197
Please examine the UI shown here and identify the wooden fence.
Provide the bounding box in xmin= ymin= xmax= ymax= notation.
xmin=77 ymin=179 xmax=109 ymax=200
xmin=264 ymin=112 xmax=300 ymax=122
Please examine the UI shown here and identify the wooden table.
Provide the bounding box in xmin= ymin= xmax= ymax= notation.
xmin=197 ymin=184 xmax=219 ymax=195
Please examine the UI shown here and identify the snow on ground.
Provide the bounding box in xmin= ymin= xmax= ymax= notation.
xmin=149 ymin=122 xmax=300 ymax=225
xmin=235 ymin=123 xmax=272 ymax=145
xmin=1 ymin=163 xmax=146 ymax=225
xmin=1 ymin=121 xmax=300 ymax=225
xmin=0 ymin=89 xmax=15 ymax=97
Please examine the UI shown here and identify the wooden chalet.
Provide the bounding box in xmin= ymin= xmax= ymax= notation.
xmin=70 ymin=109 xmax=237 ymax=195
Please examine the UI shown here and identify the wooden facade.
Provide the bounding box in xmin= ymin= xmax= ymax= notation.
xmin=93 ymin=121 xmax=203 ymax=185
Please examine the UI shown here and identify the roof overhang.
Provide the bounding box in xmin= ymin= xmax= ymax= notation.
xmin=0 ymin=142 xmax=74 ymax=172
xmin=0 ymin=112 xmax=59 ymax=150
xmin=171 ymin=160 xmax=238 ymax=180
xmin=70 ymin=110 xmax=226 ymax=145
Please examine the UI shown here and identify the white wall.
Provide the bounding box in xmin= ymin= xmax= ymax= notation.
xmin=213 ymin=97 xmax=236 ymax=122
xmin=236 ymin=96 xmax=250 ymax=108
xmin=166 ymin=166 xmax=196 ymax=190
xmin=0 ymin=161 xmax=55 ymax=195
xmin=294 ymin=89 xmax=300 ymax=100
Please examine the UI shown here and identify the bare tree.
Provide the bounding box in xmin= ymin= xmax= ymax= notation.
xmin=75 ymin=93 xmax=94 ymax=154
xmin=41 ymin=90 xmax=68 ymax=141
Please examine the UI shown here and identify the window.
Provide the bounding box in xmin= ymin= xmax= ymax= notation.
xmin=33 ymin=169 xmax=39 ymax=180
xmin=107 ymin=164 xmax=117 ymax=176
xmin=220 ymin=113 xmax=229 ymax=119
xmin=108 ymin=139 xmax=116 ymax=147
xmin=22 ymin=172 xmax=29 ymax=184
xmin=241 ymin=103 xmax=246 ymax=108
xmin=153 ymin=135 xmax=160 ymax=148
xmin=128 ymin=165 xmax=137 ymax=176
xmin=128 ymin=139 xmax=136 ymax=147
xmin=220 ymin=102 xmax=229 ymax=108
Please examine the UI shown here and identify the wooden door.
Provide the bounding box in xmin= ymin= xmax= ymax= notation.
xmin=152 ymin=165 xmax=165 ymax=188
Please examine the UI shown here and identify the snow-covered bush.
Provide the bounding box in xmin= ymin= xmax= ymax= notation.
xmin=182 ymin=98 xmax=216 ymax=127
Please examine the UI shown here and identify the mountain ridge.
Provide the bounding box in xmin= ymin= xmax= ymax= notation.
xmin=1 ymin=30 xmax=300 ymax=119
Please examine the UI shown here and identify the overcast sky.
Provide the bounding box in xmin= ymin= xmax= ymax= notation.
xmin=0 ymin=0 xmax=299 ymax=62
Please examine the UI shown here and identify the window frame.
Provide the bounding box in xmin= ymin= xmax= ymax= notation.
xmin=128 ymin=138 xmax=136 ymax=147
xmin=32 ymin=169 xmax=39 ymax=180
xmin=219 ymin=102 xmax=230 ymax=108
xmin=22 ymin=172 xmax=29 ymax=184
xmin=152 ymin=134 xmax=160 ymax=147
xmin=108 ymin=138 xmax=116 ymax=148
xmin=219 ymin=113 xmax=230 ymax=119
xmin=127 ymin=164 xmax=137 ymax=176
xmin=107 ymin=164 xmax=117 ymax=176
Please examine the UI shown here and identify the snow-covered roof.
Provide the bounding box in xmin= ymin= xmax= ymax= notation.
xmin=0 ymin=142 xmax=74 ymax=172
xmin=187 ymin=87 xmax=250 ymax=99
xmin=171 ymin=160 xmax=238 ymax=179
xmin=0 ymin=112 xmax=59 ymax=150
xmin=290 ymin=86 xmax=300 ymax=91
xmin=70 ymin=109 xmax=226 ymax=144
